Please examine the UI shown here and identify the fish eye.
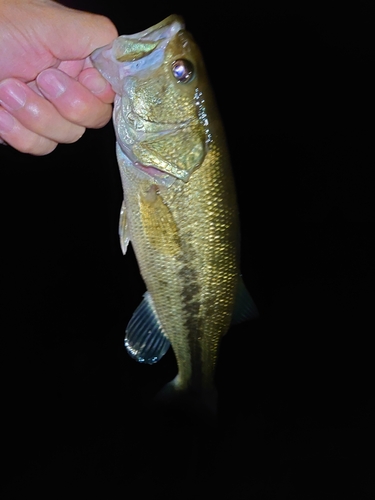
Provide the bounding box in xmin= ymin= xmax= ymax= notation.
xmin=171 ymin=59 xmax=194 ymax=83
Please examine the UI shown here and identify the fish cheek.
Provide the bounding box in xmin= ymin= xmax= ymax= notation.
xmin=139 ymin=188 xmax=181 ymax=256
xmin=133 ymin=129 xmax=205 ymax=182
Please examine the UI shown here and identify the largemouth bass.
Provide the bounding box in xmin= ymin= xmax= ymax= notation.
xmin=91 ymin=15 xmax=258 ymax=409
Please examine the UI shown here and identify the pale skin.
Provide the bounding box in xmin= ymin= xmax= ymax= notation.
xmin=0 ymin=0 xmax=118 ymax=155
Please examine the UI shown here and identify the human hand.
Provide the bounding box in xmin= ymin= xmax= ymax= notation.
xmin=0 ymin=0 xmax=118 ymax=155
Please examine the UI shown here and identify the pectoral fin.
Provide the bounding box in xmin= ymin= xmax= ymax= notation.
xmin=231 ymin=276 xmax=259 ymax=325
xmin=139 ymin=189 xmax=181 ymax=256
xmin=119 ymin=201 xmax=130 ymax=255
xmin=124 ymin=292 xmax=170 ymax=364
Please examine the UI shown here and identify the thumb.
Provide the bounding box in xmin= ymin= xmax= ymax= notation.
xmin=45 ymin=4 xmax=118 ymax=60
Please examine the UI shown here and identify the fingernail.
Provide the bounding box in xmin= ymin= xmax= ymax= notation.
xmin=0 ymin=80 xmax=27 ymax=110
xmin=0 ymin=109 xmax=15 ymax=133
xmin=81 ymin=72 xmax=107 ymax=94
xmin=37 ymin=70 xmax=67 ymax=98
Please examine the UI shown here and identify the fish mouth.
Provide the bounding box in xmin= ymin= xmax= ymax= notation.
xmin=113 ymin=14 xmax=184 ymax=47
xmin=90 ymin=15 xmax=185 ymax=94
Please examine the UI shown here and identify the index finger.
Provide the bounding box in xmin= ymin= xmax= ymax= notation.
xmin=78 ymin=67 xmax=116 ymax=104
xmin=36 ymin=68 xmax=113 ymax=128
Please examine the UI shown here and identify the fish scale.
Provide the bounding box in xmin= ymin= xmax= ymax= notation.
xmin=122 ymin=143 xmax=239 ymax=391
xmin=91 ymin=15 xmax=258 ymax=407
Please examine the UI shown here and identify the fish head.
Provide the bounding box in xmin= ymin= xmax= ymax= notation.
xmin=91 ymin=15 xmax=215 ymax=187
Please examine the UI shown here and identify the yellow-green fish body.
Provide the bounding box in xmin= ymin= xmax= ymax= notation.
xmin=91 ymin=15 xmax=257 ymax=404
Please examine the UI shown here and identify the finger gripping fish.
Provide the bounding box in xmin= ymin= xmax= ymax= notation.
xmin=91 ymin=15 xmax=258 ymax=409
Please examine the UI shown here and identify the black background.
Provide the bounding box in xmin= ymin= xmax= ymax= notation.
xmin=1 ymin=1 xmax=374 ymax=498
